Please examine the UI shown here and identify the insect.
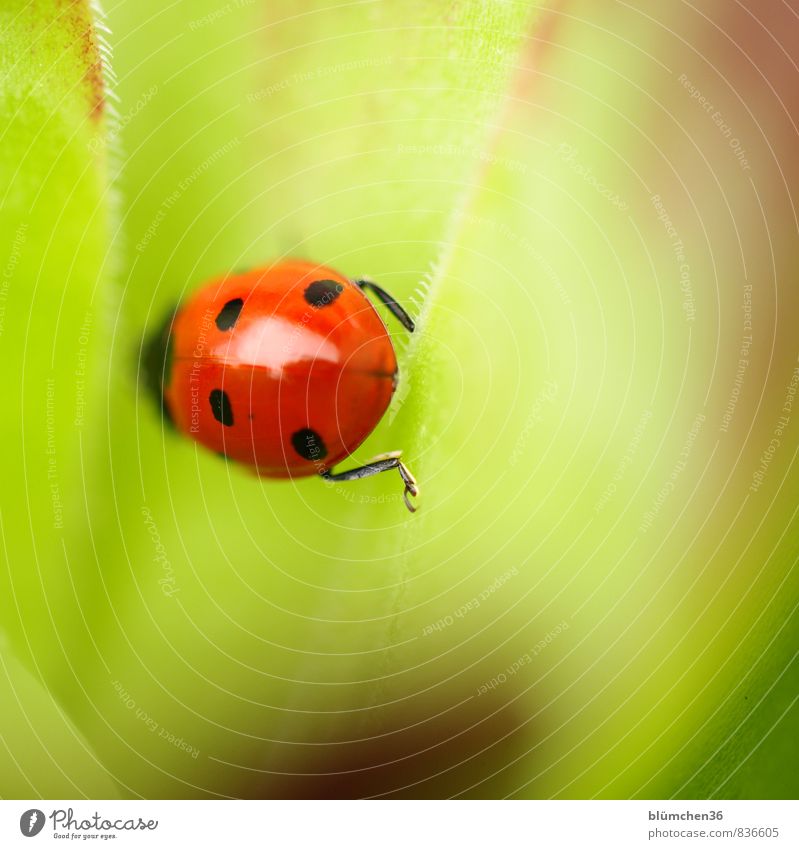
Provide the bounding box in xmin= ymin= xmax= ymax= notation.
xmin=143 ymin=260 xmax=419 ymax=511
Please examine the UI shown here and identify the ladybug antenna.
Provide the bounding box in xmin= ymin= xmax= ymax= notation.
xmin=354 ymin=278 xmax=415 ymax=333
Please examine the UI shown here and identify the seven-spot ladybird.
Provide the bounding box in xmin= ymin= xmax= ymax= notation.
xmin=143 ymin=260 xmax=418 ymax=511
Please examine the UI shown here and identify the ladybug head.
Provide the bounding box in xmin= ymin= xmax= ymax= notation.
xmin=141 ymin=306 xmax=177 ymax=427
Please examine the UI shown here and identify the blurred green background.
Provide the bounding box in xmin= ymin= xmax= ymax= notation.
xmin=0 ymin=0 xmax=797 ymax=798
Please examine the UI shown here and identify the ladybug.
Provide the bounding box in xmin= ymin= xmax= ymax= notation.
xmin=143 ymin=260 xmax=418 ymax=511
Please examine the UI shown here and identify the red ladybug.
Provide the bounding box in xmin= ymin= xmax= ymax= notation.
xmin=144 ymin=260 xmax=418 ymax=511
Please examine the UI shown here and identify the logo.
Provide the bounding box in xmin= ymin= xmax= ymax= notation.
xmin=19 ymin=809 xmax=45 ymax=837
xmin=16 ymin=807 xmax=159 ymax=838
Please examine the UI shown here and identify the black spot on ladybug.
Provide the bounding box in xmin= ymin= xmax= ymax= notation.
xmin=304 ymin=279 xmax=344 ymax=308
xmin=215 ymin=297 xmax=244 ymax=331
xmin=291 ymin=428 xmax=327 ymax=461
xmin=209 ymin=389 xmax=234 ymax=426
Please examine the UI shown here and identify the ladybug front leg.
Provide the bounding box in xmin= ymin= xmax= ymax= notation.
xmin=321 ymin=450 xmax=419 ymax=512
xmin=354 ymin=279 xmax=415 ymax=333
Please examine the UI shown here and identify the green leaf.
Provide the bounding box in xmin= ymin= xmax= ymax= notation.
xmin=5 ymin=0 xmax=797 ymax=801
xmin=388 ymin=0 xmax=799 ymax=799
xmin=69 ymin=0 xmax=541 ymax=798
xmin=0 ymin=638 xmax=118 ymax=797
xmin=0 ymin=0 xmax=120 ymax=793
xmin=0 ymin=3 xmax=113 ymax=704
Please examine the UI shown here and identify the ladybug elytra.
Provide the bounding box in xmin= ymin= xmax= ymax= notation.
xmin=144 ymin=260 xmax=418 ymax=511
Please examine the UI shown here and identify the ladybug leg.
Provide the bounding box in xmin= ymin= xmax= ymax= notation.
xmin=320 ymin=451 xmax=419 ymax=512
xmin=354 ymin=279 xmax=415 ymax=333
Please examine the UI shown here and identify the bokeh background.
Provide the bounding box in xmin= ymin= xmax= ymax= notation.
xmin=1 ymin=0 xmax=798 ymax=799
